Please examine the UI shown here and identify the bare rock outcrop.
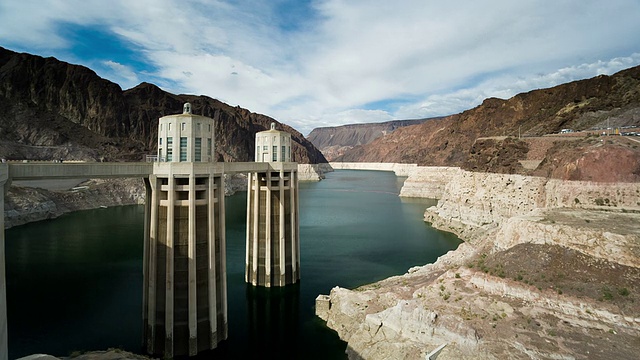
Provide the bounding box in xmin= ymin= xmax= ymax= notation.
xmin=297 ymin=163 xmax=334 ymax=181
xmin=317 ymin=167 xmax=640 ymax=360
xmin=4 ymin=178 xmax=144 ymax=229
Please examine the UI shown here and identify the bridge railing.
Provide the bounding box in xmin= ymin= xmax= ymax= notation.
xmin=4 ymin=161 xmax=298 ymax=180
xmin=7 ymin=162 xmax=154 ymax=180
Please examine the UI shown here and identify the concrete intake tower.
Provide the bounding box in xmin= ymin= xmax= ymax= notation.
xmin=245 ymin=123 xmax=300 ymax=287
xmin=143 ymin=103 xmax=227 ymax=357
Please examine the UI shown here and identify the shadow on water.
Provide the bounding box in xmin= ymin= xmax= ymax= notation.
xmin=185 ymin=284 xmax=301 ymax=360
xmin=245 ymin=284 xmax=300 ymax=358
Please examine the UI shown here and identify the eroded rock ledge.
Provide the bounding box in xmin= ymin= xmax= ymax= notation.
xmin=317 ymin=165 xmax=640 ymax=360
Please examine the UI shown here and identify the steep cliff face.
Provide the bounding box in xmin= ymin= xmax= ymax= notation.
xmin=336 ymin=66 xmax=640 ymax=181
xmin=0 ymin=46 xmax=327 ymax=164
xmin=307 ymin=119 xmax=431 ymax=161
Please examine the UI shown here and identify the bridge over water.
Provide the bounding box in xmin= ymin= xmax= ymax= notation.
xmin=0 ymin=159 xmax=300 ymax=359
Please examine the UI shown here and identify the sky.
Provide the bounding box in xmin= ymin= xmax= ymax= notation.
xmin=1 ymin=0 xmax=640 ymax=135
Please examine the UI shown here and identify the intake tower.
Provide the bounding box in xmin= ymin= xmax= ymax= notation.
xmin=143 ymin=103 xmax=227 ymax=357
xmin=245 ymin=123 xmax=300 ymax=287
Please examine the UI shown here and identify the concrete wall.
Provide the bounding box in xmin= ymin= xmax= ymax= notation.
xmin=329 ymin=162 xmax=417 ymax=176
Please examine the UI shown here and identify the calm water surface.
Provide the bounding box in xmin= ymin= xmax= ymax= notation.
xmin=6 ymin=170 xmax=461 ymax=359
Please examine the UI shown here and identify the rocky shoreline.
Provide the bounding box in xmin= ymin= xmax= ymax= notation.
xmin=316 ymin=165 xmax=640 ymax=359
xmin=5 ymin=178 xmax=146 ymax=229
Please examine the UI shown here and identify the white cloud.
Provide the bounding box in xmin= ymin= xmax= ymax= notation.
xmin=1 ymin=0 xmax=640 ymax=135
xmin=101 ymin=60 xmax=140 ymax=90
xmin=394 ymin=53 xmax=640 ymax=120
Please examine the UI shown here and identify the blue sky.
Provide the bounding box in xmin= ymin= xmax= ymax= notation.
xmin=1 ymin=0 xmax=640 ymax=135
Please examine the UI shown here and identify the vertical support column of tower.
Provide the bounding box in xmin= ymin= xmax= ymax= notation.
xmin=143 ymin=104 xmax=227 ymax=358
xmin=0 ymin=164 xmax=8 ymax=360
xmin=246 ymin=123 xmax=300 ymax=287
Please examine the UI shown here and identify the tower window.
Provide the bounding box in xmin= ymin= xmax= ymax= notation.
xmin=273 ymin=145 xmax=277 ymax=161
xmin=181 ymin=122 xmax=186 ymax=131
xmin=282 ymin=146 xmax=286 ymax=162
xmin=167 ymin=137 xmax=173 ymax=161
xmin=195 ymin=138 xmax=202 ymax=162
xmin=180 ymin=137 xmax=187 ymax=161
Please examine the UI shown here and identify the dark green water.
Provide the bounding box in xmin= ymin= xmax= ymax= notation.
xmin=5 ymin=170 xmax=461 ymax=359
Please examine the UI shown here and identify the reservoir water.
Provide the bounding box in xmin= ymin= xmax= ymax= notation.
xmin=5 ymin=170 xmax=462 ymax=359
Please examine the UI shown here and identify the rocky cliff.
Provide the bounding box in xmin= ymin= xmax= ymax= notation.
xmin=307 ymin=119 xmax=431 ymax=161
xmin=335 ymin=66 xmax=640 ymax=182
xmin=4 ymin=178 xmax=145 ymax=229
xmin=0 ymin=46 xmax=327 ymax=164
xmin=318 ymin=166 xmax=640 ymax=359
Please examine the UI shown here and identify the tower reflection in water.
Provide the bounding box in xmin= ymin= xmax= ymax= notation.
xmin=246 ymin=283 xmax=300 ymax=357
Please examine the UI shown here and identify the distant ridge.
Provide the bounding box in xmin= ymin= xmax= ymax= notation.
xmin=308 ymin=118 xmax=436 ymax=161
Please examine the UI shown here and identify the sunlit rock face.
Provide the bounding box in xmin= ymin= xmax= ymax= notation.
xmin=318 ymin=168 xmax=640 ymax=360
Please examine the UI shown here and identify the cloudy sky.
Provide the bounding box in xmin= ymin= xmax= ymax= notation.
xmin=1 ymin=0 xmax=639 ymax=135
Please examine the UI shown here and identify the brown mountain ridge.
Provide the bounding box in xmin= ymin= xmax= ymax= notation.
xmin=336 ymin=65 xmax=640 ymax=182
xmin=0 ymin=46 xmax=327 ymax=164
xmin=307 ymin=118 xmax=433 ymax=161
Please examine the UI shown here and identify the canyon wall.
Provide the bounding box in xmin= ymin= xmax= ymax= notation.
xmin=318 ymin=166 xmax=640 ymax=360
xmin=298 ymin=163 xmax=334 ymax=181
xmin=0 ymin=46 xmax=327 ymax=165
xmin=424 ymin=169 xmax=640 ymax=242
xmin=307 ymin=119 xmax=431 ymax=161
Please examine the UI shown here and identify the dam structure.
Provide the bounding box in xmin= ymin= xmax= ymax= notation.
xmin=0 ymin=103 xmax=300 ymax=359
xmin=245 ymin=124 xmax=300 ymax=287
xmin=143 ymin=102 xmax=226 ymax=357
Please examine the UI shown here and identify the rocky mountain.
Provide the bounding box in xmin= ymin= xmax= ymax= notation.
xmin=337 ymin=66 xmax=640 ymax=182
xmin=307 ymin=119 xmax=431 ymax=161
xmin=0 ymin=46 xmax=327 ymax=164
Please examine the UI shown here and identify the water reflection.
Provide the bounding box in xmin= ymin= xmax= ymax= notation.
xmin=246 ymin=284 xmax=300 ymax=358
